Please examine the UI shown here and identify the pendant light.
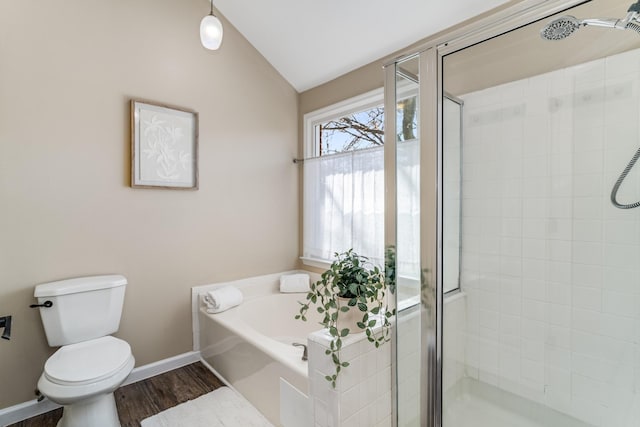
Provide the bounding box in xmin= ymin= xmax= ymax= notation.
xmin=200 ymin=1 xmax=223 ymax=50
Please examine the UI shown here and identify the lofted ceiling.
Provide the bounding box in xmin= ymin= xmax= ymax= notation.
xmin=211 ymin=0 xmax=510 ymax=92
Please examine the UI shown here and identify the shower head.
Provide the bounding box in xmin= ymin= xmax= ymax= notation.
xmin=541 ymin=2 xmax=640 ymax=41
xmin=540 ymin=15 xmax=581 ymax=40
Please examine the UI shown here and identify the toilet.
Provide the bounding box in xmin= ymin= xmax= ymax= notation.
xmin=33 ymin=275 xmax=135 ymax=427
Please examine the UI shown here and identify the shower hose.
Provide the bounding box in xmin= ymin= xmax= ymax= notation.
xmin=610 ymin=22 xmax=640 ymax=209
xmin=610 ymin=145 xmax=640 ymax=209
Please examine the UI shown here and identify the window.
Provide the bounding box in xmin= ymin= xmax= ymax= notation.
xmin=302 ymin=89 xmax=386 ymax=267
xmin=302 ymin=88 xmax=420 ymax=271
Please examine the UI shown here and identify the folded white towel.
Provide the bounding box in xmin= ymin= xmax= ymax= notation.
xmin=279 ymin=273 xmax=310 ymax=293
xmin=203 ymin=286 xmax=243 ymax=313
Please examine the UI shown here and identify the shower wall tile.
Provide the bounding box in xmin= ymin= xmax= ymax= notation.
xmin=605 ymin=220 xmax=640 ymax=244
xmin=549 ymin=197 xmax=572 ymax=216
xmin=606 ymin=243 xmax=640 ymax=267
xmin=573 ymin=174 xmax=603 ymax=197
xmin=601 ymin=313 xmax=636 ymax=341
xmin=546 ymin=344 xmax=571 ymax=370
xmin=456 ymin=48 xmax=640 ymax=426
xmin=605 ymin=49 xmax=640 ymax=77
xmin=575 ymin=129 xmax=605 ymax=154
xmin=549 ymin=261 xmax=572 ymax=284
xmin=550 ymin=175 xmax=573 ymax=197
xmin=549 ymin=284 xmax=571 ymax=307
xmin=573 ymin=286 xmax=602 ymax=311
xmin=605 ymin=146 xmax=640 ymax=173
xmin=607 ymin=268 xmax=640 ymax=294
xmin=573 ymin=219 xmax=603 ymax=242
xmin=572 ymin=241 xmax=603 ymax=265
xmin=573 ymin=197 xmax=604 ymax=219
xmin=570 ymin=397 xmax=605 ymax=426
xmin=603 ymin=291 xmax=640 ymax=318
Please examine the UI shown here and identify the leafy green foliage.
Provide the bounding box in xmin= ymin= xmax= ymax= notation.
xmin=296 ymin=249 xmax=396 ymax=388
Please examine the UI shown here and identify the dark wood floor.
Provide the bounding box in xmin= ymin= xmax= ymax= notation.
xmin=9 ymin=362 xmax=225 ymax=427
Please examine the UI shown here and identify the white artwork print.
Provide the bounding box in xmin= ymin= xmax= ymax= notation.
xmin=133 ymin=102 xmax=197 ymax=188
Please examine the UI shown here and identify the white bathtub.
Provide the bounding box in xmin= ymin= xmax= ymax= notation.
xmin=193 ymin=271 xmax=321 ymax=426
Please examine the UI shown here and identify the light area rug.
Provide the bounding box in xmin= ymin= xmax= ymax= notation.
xmin=140 ymin=387 xmax=274 ymax=427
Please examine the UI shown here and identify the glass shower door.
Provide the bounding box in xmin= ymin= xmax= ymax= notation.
xmin=440 ymin=0 xmax=640 ymax=426
xmin=388 ymin=1 xmax=640 ymax=426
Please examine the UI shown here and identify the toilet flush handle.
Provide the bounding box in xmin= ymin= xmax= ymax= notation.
xmin=29 ymin=301 xmax=53 ymax=308
xmin=0 ymin=316 xmax=11 ymax=340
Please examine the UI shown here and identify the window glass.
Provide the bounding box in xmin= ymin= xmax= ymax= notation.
xmin=315 ymin=105 xmax=384 ymax=155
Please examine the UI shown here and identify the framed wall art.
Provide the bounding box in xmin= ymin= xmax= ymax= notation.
xmin=131 ymin=100 xmax=199 ymax=190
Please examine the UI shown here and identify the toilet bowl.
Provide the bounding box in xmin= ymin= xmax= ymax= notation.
xmin=33 ymin=275 xmax=134 ymax=427
xmin=37 ymin=336 xmax=135 ymax=427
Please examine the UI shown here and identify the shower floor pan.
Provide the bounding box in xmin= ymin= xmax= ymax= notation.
xmin=444 ymin=378 xmax=594 ymax=427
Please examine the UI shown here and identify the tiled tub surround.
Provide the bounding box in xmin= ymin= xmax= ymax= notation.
xmin=451 ymin=47 xmax=640 ymax=426
xmin=308 ymin=325 xmax=392 ymax=427
xmin=195 ymin=272 xmax=394 ymax=427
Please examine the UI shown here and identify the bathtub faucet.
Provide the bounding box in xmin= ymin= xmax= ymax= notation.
xmin=292 ymin=343 xmax=308 ymax=361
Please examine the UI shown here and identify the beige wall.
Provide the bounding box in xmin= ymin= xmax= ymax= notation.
xmin=0 ymin=0 xmax=299 ymax=408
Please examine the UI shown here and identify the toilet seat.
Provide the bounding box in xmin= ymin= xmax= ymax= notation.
xmin=44 ymin=336 xmax=132 ymax=386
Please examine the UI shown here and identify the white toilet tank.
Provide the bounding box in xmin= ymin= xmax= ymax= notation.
xmin=34 ymin=275 xmax=127 ymax=347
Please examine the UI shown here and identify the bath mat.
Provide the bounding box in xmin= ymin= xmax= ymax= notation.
xmin=140 ymin=386 xmax=273 ymax=427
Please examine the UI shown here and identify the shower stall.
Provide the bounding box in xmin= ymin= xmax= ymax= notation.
xmin=388 ymin=0 xmax=640 ymax=426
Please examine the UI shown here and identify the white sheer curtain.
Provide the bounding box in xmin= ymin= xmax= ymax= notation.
xmin=303 ymin=142 xmax=421 ymax=273
xmin=303 ymin=147 xmax=385 ymax=266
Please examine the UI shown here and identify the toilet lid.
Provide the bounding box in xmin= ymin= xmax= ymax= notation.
xmin=44 ymin=336 xmax=132 ymax=385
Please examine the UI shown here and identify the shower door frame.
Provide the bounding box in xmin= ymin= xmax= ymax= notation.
xmin=384 ymin=0 xmax=590 ymax=426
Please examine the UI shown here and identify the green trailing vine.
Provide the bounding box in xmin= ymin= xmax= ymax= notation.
xmin=296 ymin=249 xmax=396 ymax=388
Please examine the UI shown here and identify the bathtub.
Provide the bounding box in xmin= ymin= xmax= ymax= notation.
xmin=193 ymin=271 xmax=321 ymax=426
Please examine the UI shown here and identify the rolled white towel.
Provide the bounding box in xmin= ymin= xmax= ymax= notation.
xmin=203 ymin=286 xmax=243 ymax=313
xmin=280 ymin=273 xmax=310 ymax=293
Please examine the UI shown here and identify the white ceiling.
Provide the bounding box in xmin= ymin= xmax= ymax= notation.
xmin=212 ymin=0 xmax=510 ymax=92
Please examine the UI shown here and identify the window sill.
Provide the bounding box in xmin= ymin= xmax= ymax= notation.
xmin=300 ymin=256 xmax=332 ymax=270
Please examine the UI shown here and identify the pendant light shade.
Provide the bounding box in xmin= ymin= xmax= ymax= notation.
xmin=200 ymin=3 xmax=223 ymax=50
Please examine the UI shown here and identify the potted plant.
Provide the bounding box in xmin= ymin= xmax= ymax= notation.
xmin=296 ymin=249 xmax=395 ymax=388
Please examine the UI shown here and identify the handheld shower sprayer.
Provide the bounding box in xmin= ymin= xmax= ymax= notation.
xmin=540 ymin=1 xmax=640 ymax=40
xmin=540 ymin=1 xmax=640 ymax=209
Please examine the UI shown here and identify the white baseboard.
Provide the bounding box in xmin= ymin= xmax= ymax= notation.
xmin=0 ymin=398 xmax=60 ymax=427
xmin=0 ymin=351 xmax=201 ymax=427
xmin=122 ymin=350 xmax=201 ymax=386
